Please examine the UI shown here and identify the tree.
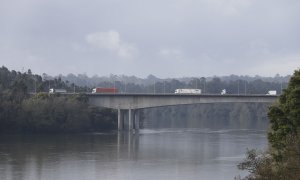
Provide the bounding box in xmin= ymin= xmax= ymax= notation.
xmin=268 ymin=69 xmax=300 ymax=158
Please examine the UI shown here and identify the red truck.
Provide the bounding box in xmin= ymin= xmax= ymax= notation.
xmin=92 ymin=87 xmax=118 ymax=93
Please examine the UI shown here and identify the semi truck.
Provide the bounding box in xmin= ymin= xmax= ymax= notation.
xmin=175 ymin=89 xmax=201 ymax=94
xmin=49 ymin=88 xmax=67 ymax=94
xmin=92 ymin=87 xmax=118 ymax=93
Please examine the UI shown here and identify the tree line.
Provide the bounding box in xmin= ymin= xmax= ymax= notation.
xmin=0 ymin=66 xmax=116 ymax=133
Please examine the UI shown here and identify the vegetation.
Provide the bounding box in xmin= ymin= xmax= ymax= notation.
xmin=0 ymin=66 xmax=117 ymax=134
xmin=238 ymin=69 xmax=300 ymax=179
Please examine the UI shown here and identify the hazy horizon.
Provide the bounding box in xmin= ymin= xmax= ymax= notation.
xmin=2 ymin=64 xmax=293 ymax=80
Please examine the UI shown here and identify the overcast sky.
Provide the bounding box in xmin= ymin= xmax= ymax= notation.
xmin=0 ymin=0 xmax=299 ymax=78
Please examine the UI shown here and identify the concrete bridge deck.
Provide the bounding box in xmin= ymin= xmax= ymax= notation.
xmin=87 ymin=93 xmax=277 ymax=109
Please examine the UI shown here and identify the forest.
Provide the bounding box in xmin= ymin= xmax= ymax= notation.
xmin=0 ymin=66 xmax=290 ymax=133
xmin=0 ymin=66 xmax=116 ymax=133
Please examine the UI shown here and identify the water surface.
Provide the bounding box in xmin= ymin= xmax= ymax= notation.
xmin=0 ymin=129 xmax=267 ymax=180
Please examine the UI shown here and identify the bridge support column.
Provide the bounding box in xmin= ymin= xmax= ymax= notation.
xmin=118 ymin=109 xmax=124 ymax=130
xmin=118 ymin=108 xmax=139 ymax=131
xmin=128 ymin=109 xmax=133 ymax=130
xmin=134 ymin=110 xmax=139 ymax=130
xmin=128 ymin=109 xmax=139 ymax=131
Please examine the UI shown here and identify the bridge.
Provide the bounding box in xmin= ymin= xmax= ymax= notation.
xmin=87 ymin=93 xmax=278 ymax=131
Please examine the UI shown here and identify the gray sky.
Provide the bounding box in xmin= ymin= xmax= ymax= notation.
xmin=1 ymin=0 xmax=299 ymax=78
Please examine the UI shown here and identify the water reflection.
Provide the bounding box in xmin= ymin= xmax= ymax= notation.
xmin=0 ymin=129 xmax=267 ymax=180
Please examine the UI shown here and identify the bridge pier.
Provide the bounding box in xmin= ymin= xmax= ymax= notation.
xmin=134 ymin=110 xmax=140 ymax=130
xmin=118 ymin=108 xmax=139 ymax=131
xmin=128 ymin=109 xmax=133 ymax=130
xmin=118 ymin=109 xmax=124 ymax=130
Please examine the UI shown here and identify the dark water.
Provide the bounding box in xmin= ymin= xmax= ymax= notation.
xmin=0 ymin=129 xmax=267 ymax=180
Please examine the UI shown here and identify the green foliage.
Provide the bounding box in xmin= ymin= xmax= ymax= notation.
xmin=21 ymin=93 xmax=90 ymax=133
xmin=89 ymin=107 xmax=117 ymax=131
xmin=268 ymin=69 xmax=300 ymax=157
xmin=0 ymin=66 xmax=117 ymax=134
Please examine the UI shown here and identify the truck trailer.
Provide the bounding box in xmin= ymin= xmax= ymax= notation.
xmin=175 ymin=89 xmax=201 ymax=94
xmin=267 ymin=90 xmax=277 ymax=95
xmin=92 ymin=87 xmax=118 ymax=93
xmin=49 ymin=88 xmax=67 ymax=94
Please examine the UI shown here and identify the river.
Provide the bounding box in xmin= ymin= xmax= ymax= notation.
xmin=0 ymin=128 xmax=267 ymax=180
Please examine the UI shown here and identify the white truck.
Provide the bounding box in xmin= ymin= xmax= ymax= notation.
xmin=175 ymin=89 xmax=201 ymax=94
xmin=266 ymin=90 xmax=277 ymax=95
xmin=49 ymin=88 xmax=67 ymax=94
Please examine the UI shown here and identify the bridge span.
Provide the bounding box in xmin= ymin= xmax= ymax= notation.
xmin=87 ymin=93 xmax=278 ymax=131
